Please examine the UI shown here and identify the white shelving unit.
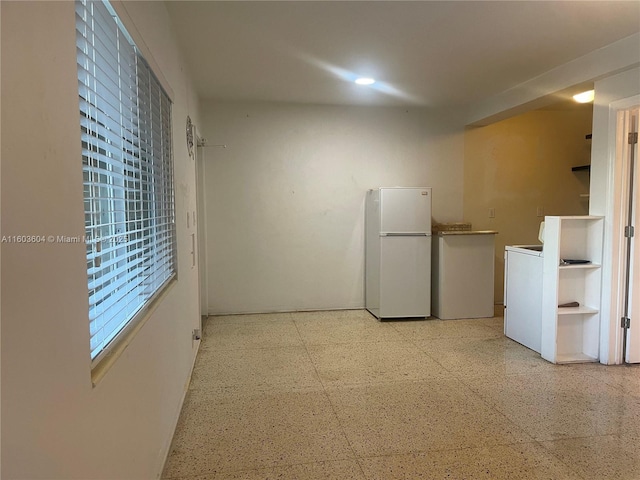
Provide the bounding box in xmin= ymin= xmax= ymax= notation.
xmin=540 ymin=216 xmax=604 ymax=364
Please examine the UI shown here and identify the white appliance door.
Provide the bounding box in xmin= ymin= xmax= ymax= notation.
xmin=379 ymin=235 xmax=431 ymax=318
xmin=504 ymin=250 xmax=543 ymax=353
xmin=380 ymin=188 xmax=431 ymax=233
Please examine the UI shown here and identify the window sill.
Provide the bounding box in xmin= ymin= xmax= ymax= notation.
xmin=91 ymin=276 xmax=177 ymax=387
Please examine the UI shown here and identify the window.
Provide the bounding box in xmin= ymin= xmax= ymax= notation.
xmin=76 ymin=0 xmax=176 ymax=364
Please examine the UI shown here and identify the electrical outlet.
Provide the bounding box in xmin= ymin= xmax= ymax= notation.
xmin=488 ymin=208 xmax=495 ymax=218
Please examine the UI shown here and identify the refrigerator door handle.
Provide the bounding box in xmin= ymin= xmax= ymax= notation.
xmin=381 ymin=233 xmax=431 ymax=237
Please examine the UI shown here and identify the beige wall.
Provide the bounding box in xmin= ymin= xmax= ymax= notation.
xmin=201 ymin=101 xmax=466 ymax=314
xmin=464 ymin=106 xmax=593 ymax=305
xmin=1 ymin=2 xmax=201 ymax=478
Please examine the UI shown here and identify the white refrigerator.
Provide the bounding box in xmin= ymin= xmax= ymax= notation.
xmin=365 ymin=187 xmax=432 ymax=319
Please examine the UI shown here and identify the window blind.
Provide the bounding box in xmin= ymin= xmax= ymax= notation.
xmin=76 ymin=0 xmax=176 ymax=363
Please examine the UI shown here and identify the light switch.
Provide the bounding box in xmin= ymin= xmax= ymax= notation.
xmin=488 ymin=208 xmax=495 ymax=218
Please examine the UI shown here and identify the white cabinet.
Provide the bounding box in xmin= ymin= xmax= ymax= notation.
xmin=540 ymin=216 xmax=604 ymax=364
xmin=432 ymin=232 xmax=497 ymax=319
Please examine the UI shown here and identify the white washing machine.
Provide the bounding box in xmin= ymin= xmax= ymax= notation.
xmin=504 ymin=245 xmax=543 ymax=353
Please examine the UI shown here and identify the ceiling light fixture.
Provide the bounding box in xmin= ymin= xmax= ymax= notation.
xmin=355 ymin=77 xmax=376 ymax=86
xmin=572 ymin=90 xmax=594 ymax=103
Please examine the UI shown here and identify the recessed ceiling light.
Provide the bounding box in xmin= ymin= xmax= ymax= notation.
xmin=573 ymin=90 xmax=594 ymax=103
xmin=355 ymin=77 xmax=376 ymax=86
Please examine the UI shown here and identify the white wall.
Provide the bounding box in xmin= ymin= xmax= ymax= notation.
xmin=591 ymin=68 xmax=640 ymax=214
xmin=1 ymin=2 xmax=201 ymax=478
xmin=590 ymin=67 xmax=640 ymax=364
xmin=201 ymin=102 xmax=464 ymax=314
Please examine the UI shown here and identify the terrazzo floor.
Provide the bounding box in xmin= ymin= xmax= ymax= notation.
xmin=162 ymin=310 xmax=640 ymax=479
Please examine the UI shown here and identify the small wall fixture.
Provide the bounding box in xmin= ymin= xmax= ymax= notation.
xmin=355 ymin=77 xmax=376 ymax=86
xmin=186 ymin=115 xmax=194 ymax=157
xmin=573 ymin=90 xmax=594 ymax=103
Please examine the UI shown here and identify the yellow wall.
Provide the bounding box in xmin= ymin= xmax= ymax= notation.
xmin=464 ymin=105 xmax=592 ymax=305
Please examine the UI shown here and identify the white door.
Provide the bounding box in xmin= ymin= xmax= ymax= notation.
xmin=628 ymin=205 xmax=639 ymax=362
xmin=624 ymin=107 xmax=640 ymax=362
xmin=379 ymin=235 xmax=431 ymax=317
xmin=380 ymin=188 xmax=431 ymax=233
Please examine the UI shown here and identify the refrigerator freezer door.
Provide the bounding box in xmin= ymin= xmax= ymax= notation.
xmin=379 ymin=235 xmax=431 ymax=318
xmin=380 ymin=188 xmax=432 ymax=234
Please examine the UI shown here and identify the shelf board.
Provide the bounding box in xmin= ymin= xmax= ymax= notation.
xmin=556 ymin=352 xmax=598 ymax=363
xmin=557 ymin=305 xmax=599 ymax=315
xmin=572 ymin=165 xmax=591 ymax=172
xmin=559 ymin=263 xmax=600 ymax=270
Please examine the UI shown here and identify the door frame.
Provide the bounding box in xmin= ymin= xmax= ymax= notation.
xmin=603 ymin=95 xmax=640 ymax=364
xmin=195 ymin=131 xmax=209 ymax=319
xmin=620 ymin=107 xmax=639 ymax=362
